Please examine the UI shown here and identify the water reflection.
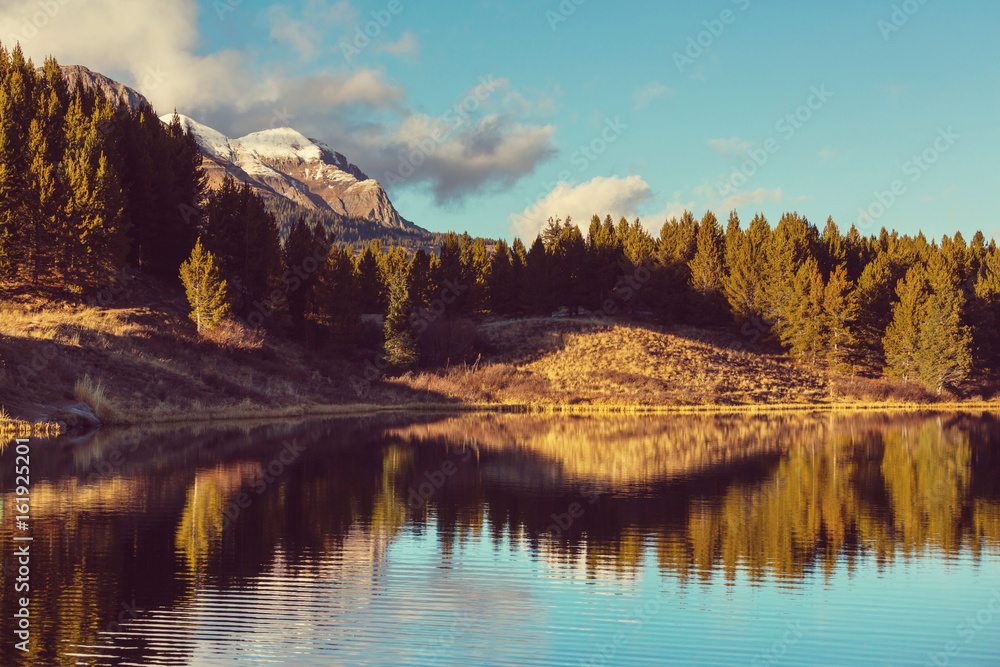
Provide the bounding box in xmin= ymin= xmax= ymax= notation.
xmin=1 ymin=412 xmax=999 ymax=665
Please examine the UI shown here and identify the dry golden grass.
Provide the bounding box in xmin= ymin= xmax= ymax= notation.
xmin=0 ymin=286 xmax=436 ymax=427
xmin=391 ymin=318 xmax=832 ymax=408
xmin=4 ymin=287 xmax=999 ymax=428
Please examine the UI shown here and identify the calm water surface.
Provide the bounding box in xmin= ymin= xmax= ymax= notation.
xmin=1 ymin=412 xmax=999 ymax=666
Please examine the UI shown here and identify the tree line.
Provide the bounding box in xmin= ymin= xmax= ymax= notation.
xmin=189 ymin=199 xmax=998 ymax=396
xmin=0 ymin=44 xmax=205 ymax=290
xmin=2 ymin=47 xmax=996 ymax=395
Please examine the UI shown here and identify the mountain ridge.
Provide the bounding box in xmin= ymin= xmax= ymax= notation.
xmin=46 ymin=64 xmax=417 ymax=232
xmin=165 ymin=115 xmax=417 ymax=232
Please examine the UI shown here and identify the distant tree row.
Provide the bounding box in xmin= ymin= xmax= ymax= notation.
xmin=276 ymin=210 xmax=994 ymax=394
xmin=0 ymin=45 xmax=205 ymax=290
xmin=3 ymin=47 xmax=996 ymax=395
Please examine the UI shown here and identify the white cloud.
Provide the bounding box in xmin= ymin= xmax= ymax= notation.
xmin=379 ymin=31 xmax=419 ymax=59
xmin=632 ymin=81 xmax=674 ymax=111
xmin=0 ymin=0 xmax=253 ymax=114
xmin=633 ymin=81 xmax=672 ymax=111
xmin=707 ymin=136 xmax=756 ymax=158
xmin=0 ymin=0 xmax=555 ymax=203
xmin=721 ymin=187 xmax=784 ymax=212
xmin=819 ymin=148 xmax=838 ymax=162
xmin=508 ymin=175 xmax=654 ymax=240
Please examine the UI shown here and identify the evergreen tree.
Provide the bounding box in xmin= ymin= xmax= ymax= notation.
xmin=510 ymin=237 xmax=527 ymax=315
xmin=853 ymin=252 xmax=896 ymax=370
xmin=917 ymin=254 xmax=973 ymax=393
xmin=180 ymin=238 xmax=229 ymax=332
xmin=311 ymin=244 xmax=360 ymax=349
xmin=355 ymin=240 xmax=386 ymax=314
xmin=688 ymin=210 xmax=725 ymax=320
xmin=884 ymin=266 xmax=929 ymax=382
xmin=462 ymin=237 xmax=489 ymax=312
xmin=522 ymin=236 xmax=550 ymax=315
xmin=784 ymin=259 xmax=825 ymax=364
xmin=283 ymin=217 xmax=328 ymax=336
xmin=972 ymin=248 xmax=1000 ymax=369
xmin=723 ymin=213 xmax=770 ymax=325
xmin=407 ymin=248 xmax=432 ymax=308
xmin=818 ymin=217 xmax=845 ymax=278
xmin=823 ymin=265 xmax=859 ymax=372
xmin=723 ymin=210 xmax=741 ymax=273
xmin=384 ymin=265 xmax=419 ymax=367
xmin=487 ymin=239 xmax=516 ymax=315
xmin=552 ymin=223 xmax=587 ymax=314
xmin=765 ymin=212 xmax=818 ymax=342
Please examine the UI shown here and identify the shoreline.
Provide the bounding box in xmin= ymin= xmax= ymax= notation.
xmin=6 ymin=398 xmax=1000 ymax=437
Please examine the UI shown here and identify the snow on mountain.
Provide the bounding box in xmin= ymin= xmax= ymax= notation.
xmin=162 ymin=115 xmax=415 ymax=230
xmin=238 ymin=127 xmax=324 ymax=163
xmin=174 ymin=115 xmax=235 ymax=163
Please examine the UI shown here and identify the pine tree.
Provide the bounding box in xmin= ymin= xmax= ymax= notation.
xmin=972 ymin=248 xmax=1000 ymax=369
xmin=463 ymin=237 xmax=489 ymax=312
xmin=818 ymin=217 xmax=845 ymax=278
xmin=510 ymin=237 xmax=527 ymax=315
xmin=552 ymin=223 xmax=587 ymax=314
xmin=311 ymin=244 xmax=360 ymax=349
xmin=384 ymin=265 xmax=419 ymax=366
xmin=823 ymin=265 xmax=859 ymax=372
xmin=884 ymin=266 xmax=929 ymax=382
xmin=689 ymin=211 xmax=723 ymax=294
xmin=522 ymin=236 xmax=550 ymax=315
xmin=487 ymin=239 xmax=516 ymax=315
xmin=283 ymin=216 xmax=328 ymax=335
xmin=180 ymin=238 xmax=229 ymax=332
xmin=355 ymin=240 xmax=386 ymax=313
xmin=407 ymin=248 xmax=432 ymax=308
xmin=688 ymin=211 xmax=725 ymax=320
xmin=723 ymin=213 xmax=770 ymax=325
xmin=764 ymin=212 xmax=818 ymax=342
xmin=917 ymin=254 xmax=972 ymax=393
xmin=853 ymin=253 xmax=896 ymax=370
xmin=784 ymin=259 xmax=825 ymax=364
xmin=723 ymin=210 xmax=741 ymax=273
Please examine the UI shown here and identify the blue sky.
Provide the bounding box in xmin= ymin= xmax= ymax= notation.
xmin=3 ymin=0 xmax=997 ymax=241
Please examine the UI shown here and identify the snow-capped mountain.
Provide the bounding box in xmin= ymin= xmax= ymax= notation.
xmin=44 ymin=63 xmax=415 ymax=232
xmin=165 ymin=115 xmax=415 ymax=231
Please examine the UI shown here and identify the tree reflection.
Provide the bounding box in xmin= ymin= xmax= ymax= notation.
xmin=2 ymin=412 xmax=1000 ymax=664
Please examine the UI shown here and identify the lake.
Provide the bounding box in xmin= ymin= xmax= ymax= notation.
xmin=1 ymin=412 xmax=999 ymax=665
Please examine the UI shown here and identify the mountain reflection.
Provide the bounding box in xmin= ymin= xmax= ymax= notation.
xmin=1 ymin=412 xmax=999 ymax=665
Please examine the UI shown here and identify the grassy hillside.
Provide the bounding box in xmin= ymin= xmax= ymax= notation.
xmin=0 ymin=278 xmax=963 ymax=432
